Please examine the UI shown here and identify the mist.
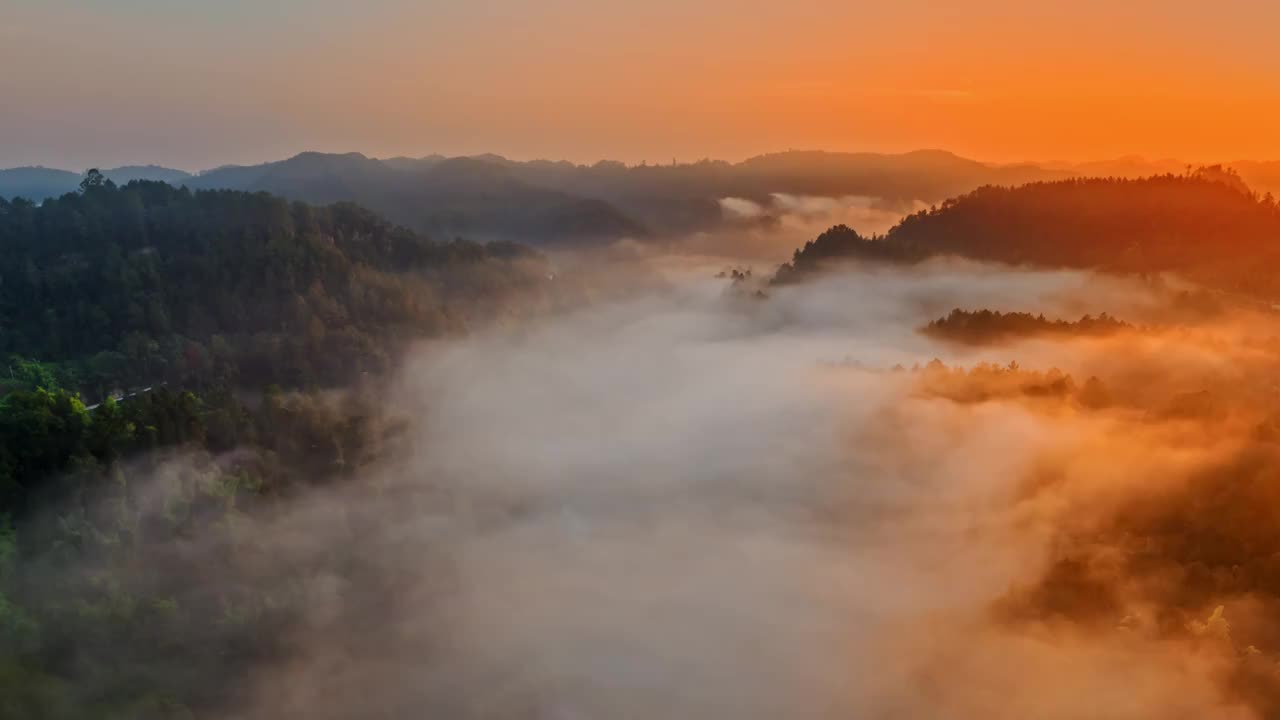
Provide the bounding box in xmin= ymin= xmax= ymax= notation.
xmin=9 ymin=1 xmax=1280 ymax=715
xmin=696 ymin=194 xmax=927 ymax=263
xmin=16 ymin=249 xmax=1271 ymax=718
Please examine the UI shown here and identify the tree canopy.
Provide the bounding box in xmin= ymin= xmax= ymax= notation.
xmin=775 ymin=171 xmax=1280 ymax=299
xmin=0 ymin=180 xmax=547 ymax=397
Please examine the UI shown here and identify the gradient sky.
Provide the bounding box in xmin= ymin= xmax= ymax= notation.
xmin=4 ymin=0 xmax=1280 ymax=170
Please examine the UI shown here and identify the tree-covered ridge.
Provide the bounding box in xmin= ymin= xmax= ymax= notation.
xmin=0 ymin=380 xmax=398 ymax=718
xmin=903 ymin=359 xmax=1105 ymax=407
xmin=0 ymin=175 xmax=547 ymax=396
xmin=186 ymin=153 xmax=650 ymax=246
xmin=0 ymin=166 xmax=192 ymax=202
xmin=922 ymin=309 xmax=1132 ymax=345
xmin=774 ymin=170 xmax=1280 ymax=298
xmin=0 ymin=177 xmax=570 ymax=717
xmin=0 ymin=178 xmax=564 ymax=717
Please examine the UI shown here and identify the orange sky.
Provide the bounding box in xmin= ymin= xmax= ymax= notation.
xmin=4 ymin=0 xmax=1280 ymax=169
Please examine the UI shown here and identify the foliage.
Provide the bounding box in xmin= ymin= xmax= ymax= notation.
xmin=922 ymin=308 xmax=1132 ymax=344
xmin=0 ymin=381 xmax=394 ymax=717
xmin=0 ymin=179 xmax=556 ymax=716
xmin=0 ymin=180 xmax=547 ymax=398
xmin=774 ymin=171 xmax=1280 ymax=299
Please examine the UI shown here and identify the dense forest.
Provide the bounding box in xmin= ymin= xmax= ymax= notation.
xmin=905 ymin=358 xmax=1106 ymax=406
xmin=0 ymin=172 xmax=551 ymax=399
xmin=774 ymin=170 xmax=1280 ymax=299
xmin=0 ymin=379 xmax=399 ymax=718
xmin=10 ymin=166 xmax=1280 ymax=717
xmin=922 ymin=309 xmax=1132 ymax=344
xmin=9 ymin=153 xmax=1280 ymax=250
xmin=0 ymin=150 xmax=1066 ymax=243
xmin=0 ymin=174 xmax=558 ymax=718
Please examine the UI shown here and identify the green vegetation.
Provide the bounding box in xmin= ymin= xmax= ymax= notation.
xmin=922 ymin=309 xmax=1132 ymax=344
xmin=9 ymin=166 xmax=1280 ymax=717
xmin=0 ymin=176 xmax=561 ymax=717
xmin=0 ymin=174 xmax=548 ymax=398
xmin=0 ymin=380 xmax=391 ymax=718
xmin=775 ymin=170 xmax=1280 ymax=299
xmin=185 ymin=153 xmax=650 ymax=245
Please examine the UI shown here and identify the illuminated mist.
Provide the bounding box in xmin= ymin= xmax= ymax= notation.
xmin=23 ymin=248 xmax=1277 ymax=718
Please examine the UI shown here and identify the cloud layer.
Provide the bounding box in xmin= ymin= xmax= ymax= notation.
xmin=213 ymin=259 xmax=1272 ymax=718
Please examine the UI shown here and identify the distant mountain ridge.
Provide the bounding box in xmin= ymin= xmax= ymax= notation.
xmin=101 ymin=165 xmax=192 ymax=185
xmin=175 ymin=148 xmax=1033 ymax=243
xmin=0 ymin=165 xmax=191 ymax=201
xmin=0 ymin=166 xmax=81 ymax=202
xmin=182 ymin=151 xmax=648 ymax=245
xmin=5 ymin=150 xmax=1279 ymax=246
xmin=1040 ymin=156 xmax=1280 ymax=198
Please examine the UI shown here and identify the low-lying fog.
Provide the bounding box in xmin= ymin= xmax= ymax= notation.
xmin=687 ymin=194 xmax=928 ymax=262
xmin=59 ymin=252 xmax=1280 ymax=718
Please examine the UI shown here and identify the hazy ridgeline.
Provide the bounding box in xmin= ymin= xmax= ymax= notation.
xmin=775 ymin=168 xmax=1280 ymax=301
xmin=8 ymin=150 xmax=1279 ymax=252
xmin=6 ymin=170 xmax=1280 ymax=718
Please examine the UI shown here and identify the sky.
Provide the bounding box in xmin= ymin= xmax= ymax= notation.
xmin=4 ymin=0 xmax=1280 ymax=171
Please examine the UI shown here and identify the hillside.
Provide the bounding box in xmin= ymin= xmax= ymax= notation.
xmin=308 ymin=148 xmax=1071 ymax=238
xmin=775 ymin=171 xmax=1280 ymax=298
xmin=0 ymin=177 xmax=564 ymax=716
xmin=475 ymin=149 xmax=1070 ymax=235
xmin=732 ymin=149 xmax=1062 ymax=201
xmin=186 ymin=152 xmax=649 ymax=245
xmin=0 ymin=167 xmax=82 ymax=202
xmin=922 ymin=309 xmax=1133 ymax=344
xmin=11 ymin=151 xmax=1280 ymax=247
xmin=101 ymin=165 xmax=192 ymax=185
xmin=0 ymin=176 xmax=550 ymax=396
xmin=9 ymin=149 xmax=1069 ymax=240
xmin=1046 ymin=156 xmax=1280 ymax=198
xmin=0 ymin=165 xmax=191 ymax=201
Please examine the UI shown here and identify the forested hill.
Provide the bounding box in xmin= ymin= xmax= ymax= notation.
xmin=185 ymin=153 xmax=650 ymax=246
xmin=0 ymin=177 xmax=551 ymax=716
xmin=0 ymin=173 xmax=549 ymax=397
xmin=0 ymin=165 xmax=192 ymax=201
xmin=775 ymin=170 xmax=1280 ymax=298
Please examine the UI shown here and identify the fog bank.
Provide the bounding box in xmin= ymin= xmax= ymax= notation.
xmin=215 ymin=258 xmax=1268 ymax=718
